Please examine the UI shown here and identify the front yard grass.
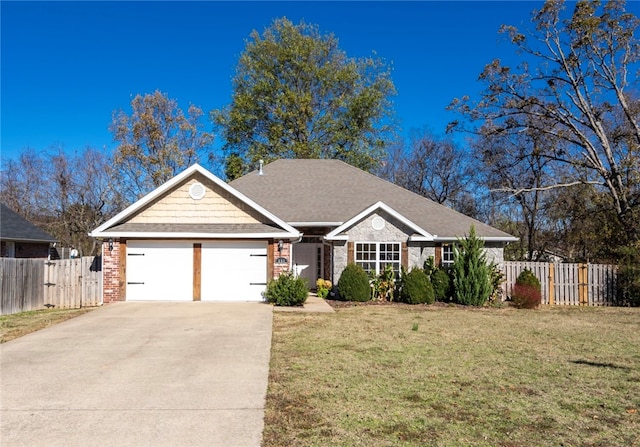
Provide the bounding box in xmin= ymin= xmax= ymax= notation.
xmin=264 ymin=305 xmax=640 ymax=446
xmin=0 ymin=308 xmax=94 ymax=343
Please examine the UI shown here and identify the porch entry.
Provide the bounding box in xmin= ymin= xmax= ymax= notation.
xmin=293 ymin=243 xmax=323 ymax=290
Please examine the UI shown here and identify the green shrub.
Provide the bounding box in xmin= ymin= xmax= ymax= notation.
xmin=511 ymin=269 xmax=541 ymax=309
xmin=338 ymin=263 xmax=371 ymax=302
xmin=265 ymin=271 xmax=308 ymax=306
xmin=431 ymin=268 xmax=452 ymax=301
xmin=400 ymin=269 xmax=435 ymax=305
xmin=452 ymin=226 xmax=492 ymax=306
xmin=488 ymin=262 xmax=505 ymax=304
xmin=516 ymin=269 xmax=541 ymax=290
xmin=616 ymin=264 xmax=640 ymax=307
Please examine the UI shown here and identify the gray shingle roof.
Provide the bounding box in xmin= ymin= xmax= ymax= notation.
xmin=230 ymin=159 xmax=514 ymax=239
xmin=0 ymin=204 xmax=56 ymax=243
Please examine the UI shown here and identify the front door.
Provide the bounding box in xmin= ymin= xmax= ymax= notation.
xmin=293 ymin=243 xmax=322 ymax=290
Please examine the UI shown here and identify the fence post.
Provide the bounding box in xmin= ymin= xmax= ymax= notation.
xmin=548 ymin=263 xmax=555 ymax=305
xmin=578 ymin=263 xmax=588 ymax=306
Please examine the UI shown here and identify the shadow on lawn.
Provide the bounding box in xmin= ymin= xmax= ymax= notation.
xmin=570 ymin=359 xmax=631 ymax=370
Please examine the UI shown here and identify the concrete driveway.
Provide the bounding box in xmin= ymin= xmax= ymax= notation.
xmin=0 ymin=302 xmax=273 ymax=447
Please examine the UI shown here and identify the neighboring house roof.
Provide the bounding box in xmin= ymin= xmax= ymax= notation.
xmin=90 ymin=164 xmax=301 ymax=239
xmin=0 ymin=204 xmax=56 ymax=243
xmin=230 ymin=159 xmax=517 ymax=241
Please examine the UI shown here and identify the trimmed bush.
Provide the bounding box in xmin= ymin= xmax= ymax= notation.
xmin=511 ymin=283 xmax=541 ymax=309
xmin=431 ymin=269 xmax=452 ymax=301
xmin=338 ymin=263 xmax=371 ymax=302
xmin=400 ymin=269 xmax=435 ymax=304
xmin=516 ymin=269 xmax=541 ymax=290
xmin=265 ymin=271 xmax=308 ymax=306
xmin=511 ymin=269 xmax=541 ymax=309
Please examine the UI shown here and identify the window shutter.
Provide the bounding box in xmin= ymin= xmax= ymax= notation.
xmin=435 ymin=244 xmax=442 ymax=267
xmin=347 ymin=241 xmax=354 ymax=264
xmin=401 ymin=242 xmax=408 ymax=270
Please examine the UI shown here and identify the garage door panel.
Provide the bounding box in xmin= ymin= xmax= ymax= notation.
xmin=126 ymin=241 xmax=193 ymax=301
xmin=201 ymin=241 xmax=267 ymax=301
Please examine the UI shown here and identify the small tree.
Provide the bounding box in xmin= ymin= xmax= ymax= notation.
xmin=452 ymin=226 xmax=492 ymax=306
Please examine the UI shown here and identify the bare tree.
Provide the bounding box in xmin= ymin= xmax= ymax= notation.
xmin=450 ymin=0 xmax=640 ymax=246
xmin=380 ymin=132 xmax=478 ymax=215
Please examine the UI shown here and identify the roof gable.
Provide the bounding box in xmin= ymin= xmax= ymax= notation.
xmin=90 ymin=164 xmax=300 ymax=239
xmin=0 ymin=204 xmax=56 ymax=243
xmin=325 ymin=202 xmax=434 ymax=241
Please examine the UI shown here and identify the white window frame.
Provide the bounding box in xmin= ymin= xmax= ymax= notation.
xmin=355 ymin=242 xmax=401 ymax=276
xmin=442 ymin=244 xmax=455 ymax=267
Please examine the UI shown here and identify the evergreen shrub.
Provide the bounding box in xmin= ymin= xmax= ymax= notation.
xmin=431 ymin=269 xmax=452 ymax=301
xmin=338 ymin=263 xmax=371 ymax=302
xmin=265 ymin=271 xmax=308 ymax=306
xmin=452 ymin=226 xmax=492 ymax=306
xmin=511 ymin=269 xmax=542 ymax=309
xmin=400 ymin=269 xmax=435 ymax=304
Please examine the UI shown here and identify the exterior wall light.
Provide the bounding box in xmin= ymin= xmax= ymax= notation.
xmin=108 ymin=238 xmax=114 ymax=252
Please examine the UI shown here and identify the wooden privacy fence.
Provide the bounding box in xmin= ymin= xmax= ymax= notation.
xmin=503 ymin=261 xmax=617 ymax=306
xmin=1 ymin=257 xmax=102 ymax=316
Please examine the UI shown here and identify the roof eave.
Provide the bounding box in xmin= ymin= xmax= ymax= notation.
xmin=90 ymin=231 xmax=301 ymax=240
xmin=433 ymin=236 xmax=519 ymax=243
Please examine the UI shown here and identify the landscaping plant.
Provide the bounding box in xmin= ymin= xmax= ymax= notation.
xmin=315 ymin=278 xmax=332 ymax=299
xmin=424 ymin=256 xmax=451 ymax=301
xmin=369 ymin=264 xmax=396 ymax=301
xmin=511 ymin=268 xmax=542 ymax=309
xmin=452 ymin=226 xmax=492 ymax=306
xmin=337 ymin=263 xmax=371 ymax=302
xmin=265 ymin=271 xmax=308 ymax=306
xmin=400 ymin=268 xmax=434 ymax=304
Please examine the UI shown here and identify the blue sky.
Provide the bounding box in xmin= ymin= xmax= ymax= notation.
xmin=2 ymin=1 xmax=578 ymax=161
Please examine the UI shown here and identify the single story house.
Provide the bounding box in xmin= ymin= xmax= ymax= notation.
xmin=90 ymin=160 xmax=516 ymax=303
xmin=0 ymin=203 xmax=57 ymax=258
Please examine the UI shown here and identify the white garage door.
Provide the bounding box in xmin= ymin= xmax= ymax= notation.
xmin=126 ymin=241 xmax=193 ymax=301
xmin=201 ymin=241 xmax=267 ymax=301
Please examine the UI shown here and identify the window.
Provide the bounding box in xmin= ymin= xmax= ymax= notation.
xmin=355 ymin=242 xmax=401 ymax=275
xmin=442 ymin=244 xmax=455 ymax=267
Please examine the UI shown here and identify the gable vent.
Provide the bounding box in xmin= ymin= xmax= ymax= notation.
xmin=189 ymin=182 xmax=206 ymax=200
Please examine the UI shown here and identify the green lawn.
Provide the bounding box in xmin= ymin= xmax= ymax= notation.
xmin=0 ymin=307 xmax=94 ymax=343
xmin=264 ymin=305 xmax=640 ymax=446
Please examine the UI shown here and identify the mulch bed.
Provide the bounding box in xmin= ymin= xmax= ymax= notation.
xmin=325 ymin=299 xmax=481 ymax=310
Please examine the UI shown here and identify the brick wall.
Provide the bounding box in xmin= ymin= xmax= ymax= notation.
xmin=272 ymin=241 xmax=291 ymax=278
xmin=102 ymin=240 xmax=122 ymax=303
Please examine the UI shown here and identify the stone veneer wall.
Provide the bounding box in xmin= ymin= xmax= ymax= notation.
xmin=332 ymin=212 xmax=435 ymax=286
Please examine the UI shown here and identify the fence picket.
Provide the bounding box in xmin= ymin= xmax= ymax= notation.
xmin=504 ymin=261 xmax=617 ymax=306
xmin=2 ymin=256 xmax=102 ymax=315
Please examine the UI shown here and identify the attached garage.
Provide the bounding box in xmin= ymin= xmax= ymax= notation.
xmin=90 ymin=164 xmax=300 ymax=304
xmin=126 ymin=240 xmax=268 ymax=302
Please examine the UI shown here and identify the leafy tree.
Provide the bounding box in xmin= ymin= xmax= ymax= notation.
xmin=450 ymin=0 xmax=640 ymax=255
xmin=212 ymin=18 xmax=396 ymax=174
xmin=452 ymin=226 xmax=492 ymax=306
xmin=110 ymin=90 xmax=213 ymax=201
